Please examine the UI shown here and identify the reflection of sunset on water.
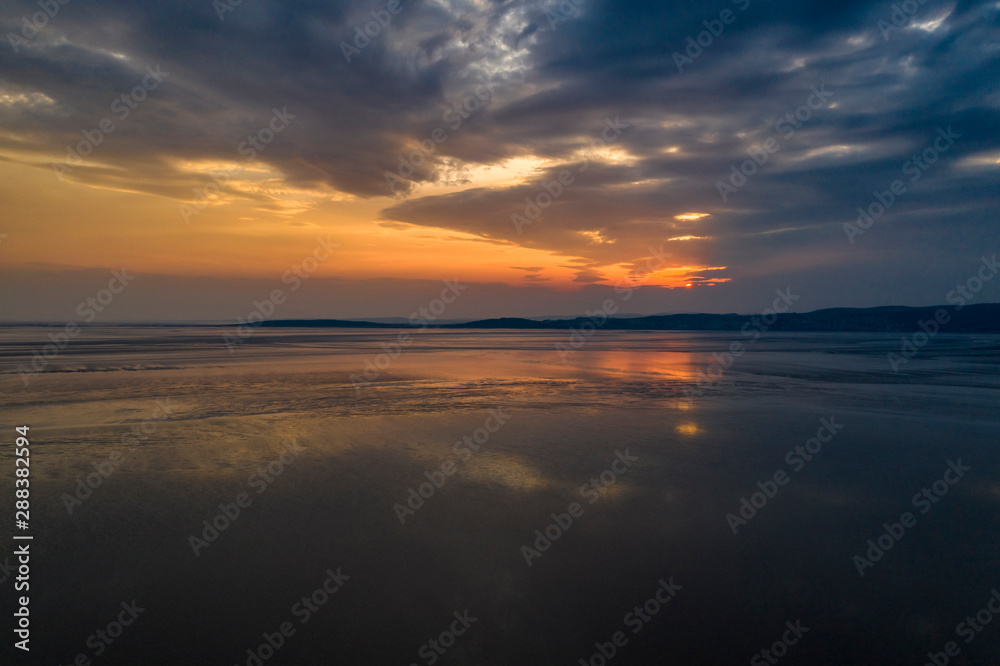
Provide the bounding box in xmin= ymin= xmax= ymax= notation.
xmin=675 ymin=422 xmax=703 ymax=437
xmin=464 ymin=454 xmax=554 ymax=492
xmin=562 ymin=349 xmax=701 ymax=382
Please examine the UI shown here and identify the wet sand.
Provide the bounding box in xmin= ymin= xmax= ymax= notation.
xmin=1 ymin=328 xmax=999 ymax=664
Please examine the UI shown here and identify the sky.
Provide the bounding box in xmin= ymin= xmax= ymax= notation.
xmin=0 ymin=0 xmax=998 ymax=321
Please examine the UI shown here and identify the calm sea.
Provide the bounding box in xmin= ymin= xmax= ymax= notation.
xmin=1 ymin=327 xmax=999 ymax=664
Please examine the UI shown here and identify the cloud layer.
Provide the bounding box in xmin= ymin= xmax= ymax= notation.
xmin=1 ymin=0 xmax=998 ymax=315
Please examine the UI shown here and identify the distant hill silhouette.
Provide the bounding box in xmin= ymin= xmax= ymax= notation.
xmin=262 ymin=303 xmax=1000 ymax=333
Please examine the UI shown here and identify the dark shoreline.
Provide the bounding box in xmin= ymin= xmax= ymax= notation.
xmin=259 ymin=303 xmax=1000 ymax=333
xmin=2 ymin=303 xmax=997 ymax=333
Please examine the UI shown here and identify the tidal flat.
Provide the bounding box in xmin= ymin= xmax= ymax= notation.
xmin=1 ymin=327 xmax=999 ymax=665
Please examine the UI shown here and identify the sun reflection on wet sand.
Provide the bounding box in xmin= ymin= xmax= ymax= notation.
xmin=675 ymin=422 xmax=703 ymax=436
xmin=464 ymin=453 xmax=554 ymax=492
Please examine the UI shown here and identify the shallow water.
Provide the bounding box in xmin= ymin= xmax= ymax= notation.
xmin=1 ymin=327 xmax=999 ymax=665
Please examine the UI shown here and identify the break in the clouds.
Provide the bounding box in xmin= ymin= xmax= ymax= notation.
xmin=0 ymin=0 xmax=998 ymax=317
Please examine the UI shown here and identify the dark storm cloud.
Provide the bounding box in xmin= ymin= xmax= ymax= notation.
xmin=0 ymin=0 xmax=533 ymax=196
xmin=1 ymin=0 xmax=998 ymax=300
xmin=378 ymin=0 xmax=1000 ymax=282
